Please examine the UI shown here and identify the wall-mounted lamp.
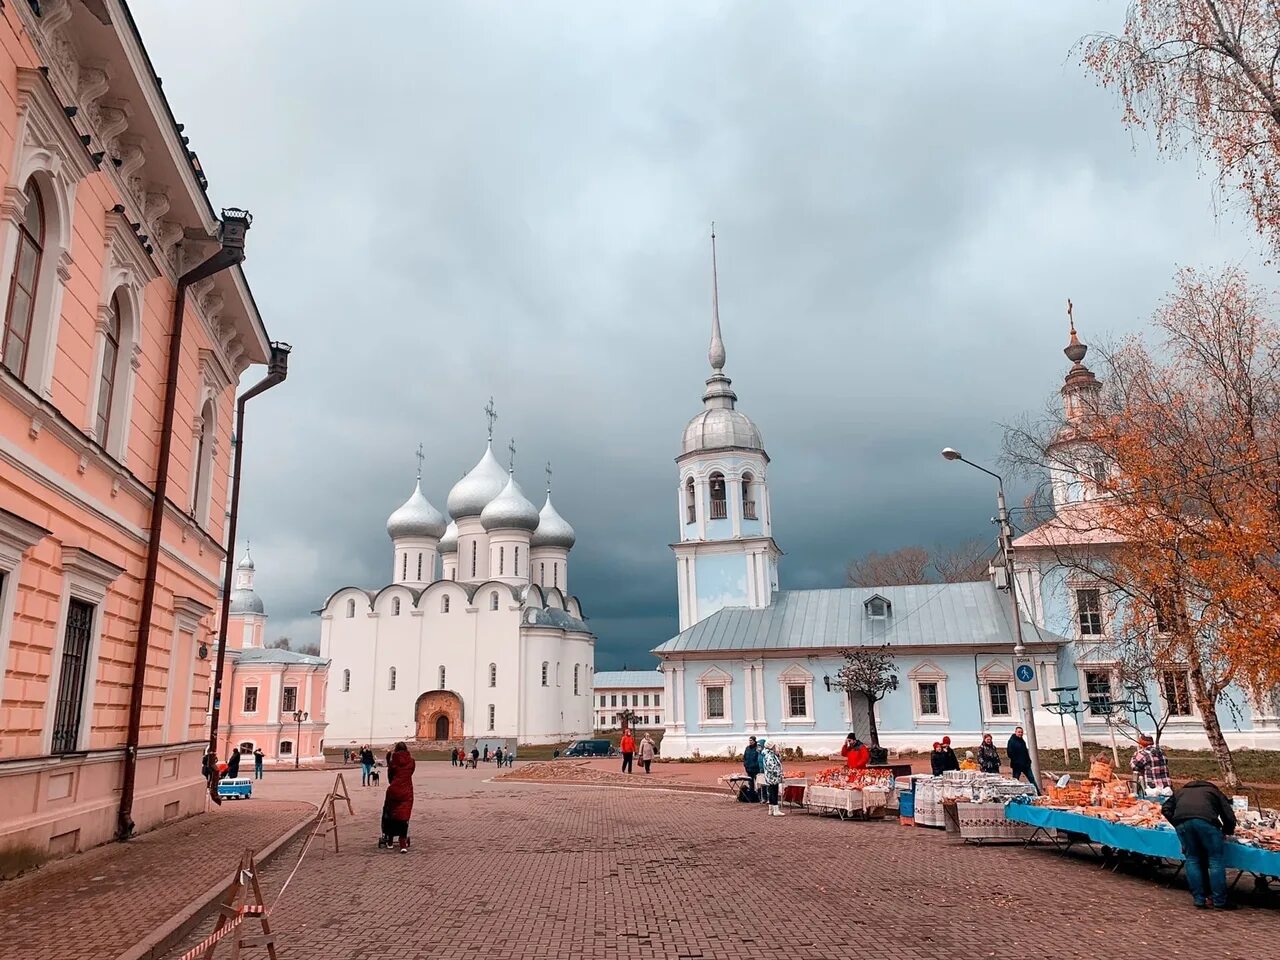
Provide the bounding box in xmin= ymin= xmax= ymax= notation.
xmin=823 ymin=675 xmax=831 ymax=692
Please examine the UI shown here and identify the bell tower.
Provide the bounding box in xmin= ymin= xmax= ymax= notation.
xmin=672 ymin=228 xmax=780 ymax=631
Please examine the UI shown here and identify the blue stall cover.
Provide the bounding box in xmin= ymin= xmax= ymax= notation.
xmin=1004 ymin=803 xmax=1279 ymax=875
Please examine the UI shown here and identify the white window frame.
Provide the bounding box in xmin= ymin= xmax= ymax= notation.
xmin=487 ymin=704 xmax=495 ymax=731
xmin=1079 ymin=663 xmax=1119 ymax=720
xmin=977 ymin=660 xmax=1018 ymax=723
xmin=778 ymin=663 xmax=814 ymax=724
xmin=341 ymin=668 xmax=350 ymax=692
xmin=1072 ymin=584 xmax=1106 ymax=639
xmin=42 ymin=546 xmax=124 ymax=753
xmin=1157 ymin=667 xmax=1200 ymax=720
xmin=908 ymin=661 xmax=949 ymax=724
xmin=242 ymin=684 xmax=259 ymax=715
xmin=388 ymin=667 xmax=397 ymax=691
xmin=279 ymin=740 xmax=293 ymax=755
xmin=0 ymin=70 xmax=95 ymax=400
xmin=0 ymin=509 xmax=47 ymax=690
xmin=489 ymin=662 xmax=497 ymax=688
xmin=697 ymin=667 xmax=733 ymax=726
xmin=541 ymin=661 xmax=549 ymax=687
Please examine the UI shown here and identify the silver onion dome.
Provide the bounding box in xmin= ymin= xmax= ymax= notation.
xmin=228 ymin=587 xmax=265 ymax=615
xmin=237 ymin=549 xmax=255 ymax=571
xmin=531 ymin=493 xmax=576 ymax=549
xmin=386 ymin=480 xmax=447 ymax=540
xmin=480 ymin=475 xmax=540 ymax=532
xmin=438 ymin=519 xmax=458 ymax=554
xmin=682 ymin=405 xmax=764 ymax=454
xmin=446 ymin=443 xmax=509 ymax=519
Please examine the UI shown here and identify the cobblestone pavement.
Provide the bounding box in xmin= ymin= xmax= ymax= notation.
xmin=164 ymin=764 xmax=1274 ymax=960
xmin=0 ymin=798 xmax=314 ymax=960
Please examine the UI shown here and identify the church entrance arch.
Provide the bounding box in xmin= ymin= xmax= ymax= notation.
xmin=415 ymin=690 xmax=463 ymax=744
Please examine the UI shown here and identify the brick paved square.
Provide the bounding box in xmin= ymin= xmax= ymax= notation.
xmin=164 ymin=765 xmax=1275 ymax=960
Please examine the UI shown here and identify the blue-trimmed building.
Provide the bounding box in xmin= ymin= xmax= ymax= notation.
xmin=653 ymin=257 xmax=1279 ymax=757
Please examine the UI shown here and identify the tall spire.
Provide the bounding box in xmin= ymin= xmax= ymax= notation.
xmin=708 ymin=223 xmax=726 ymax=374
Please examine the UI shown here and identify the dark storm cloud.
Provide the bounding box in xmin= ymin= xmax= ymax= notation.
xmin=130 ymin=1 xmax=1259 ymax=666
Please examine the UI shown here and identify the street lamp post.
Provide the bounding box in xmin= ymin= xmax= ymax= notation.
xmin=293 ymin=710 xmax=308 ymax=769
xmin=942 ymin=447 xmax=1044 ymax=790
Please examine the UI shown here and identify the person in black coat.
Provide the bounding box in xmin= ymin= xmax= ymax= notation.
xmin=742 ymin=736 xmax=762 ymax=800
xmin=1162 ymin=781 xmax=1238 ymax=909
xmin=939 ymin=736 xmax=960 ymax=772
xmin=225 ymin=749 xmax=241 ymax=780
xmin=929 ymin=742 xmax=947 ymax=776
xmin=1006 ymin=727 xmax=1035 ymax=791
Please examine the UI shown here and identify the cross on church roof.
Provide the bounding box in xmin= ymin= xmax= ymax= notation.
xmin=415 ymin=442 xmax=424 ymax=480
xmin=484 ymin=397 xmax=497 ymax=441
xmin=545 ymin=460 xmax=552 ymax=494
xmin=507 ymin=437 xmax=516 ymax=473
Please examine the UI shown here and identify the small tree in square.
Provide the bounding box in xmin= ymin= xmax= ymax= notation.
xmin=833 ymin=644 xmax=899 ymax=749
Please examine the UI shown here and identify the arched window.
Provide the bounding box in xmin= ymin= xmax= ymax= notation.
xmin=2 ymin=180 xmax=44 ymax=379
xmin=388 ymin=666 xmax=397 ymax=691
xmin=489 ymin=662 xmax=497 ymax=687
xmin=514 ymin=546 xmax=520 ymax=576
xmin=401 ymin=553 xmax=407 ymax=581
xmin=342 ymin=669 xmax=350 ymax=692
xmin=709 ymin=472 xmax=727 ymax=519
xmin=556 ymin=661 xmax=561 ymax=687
xmin=487 ymin=704 xmax=495 ymax=731
xmin=279 ymin=740 xmax=293 ymax=756
xmin=441 ymin=595 xmax=451 ymax=613
xmin=438 ymin=665 xmax=446 ymax=690
xmin=345 ymin=599 xmax=355 ymax=618
xmin=392 ymin=597 xmax=401 ymax=616
xmin=539 ymin=561 xmax=545 ymax=586
xmin=573 ymin=664 xmax=579 ymax=695
xmin=741 ymin=472 xmax=758 ymax=519
xmin=553 ymin=563 xmax=559 ymax=589
xmin=239 ymin=741 xmax=254 ymax=754
xmin=191 ymin=398 xmax=215 ymax=523
xmin=685 ymin=477 xmax=696 ymax=524
xmin=541 ymin=661 xmax=548 ymax=687
xmin=470 ymin=541 xmax=477 ymax=578
xmin=499 ymin=546 xmax=505 ymax=575
xmin=417 ymin=552 xmax=423 ymax=580
xmin=489 ymin=591 xmax=499 ymax=611
xmin=94 ymin=292 xmax=122 ymax=445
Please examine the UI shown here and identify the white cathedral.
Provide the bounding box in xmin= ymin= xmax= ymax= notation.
xmin=320 ymin=432 xmax=596 ymax=747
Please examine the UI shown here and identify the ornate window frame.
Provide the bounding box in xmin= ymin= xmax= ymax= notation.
xmin=697 ymin=665 xmax=733 ymax=726
xmin=977 ymin=659 xmax=1018 ymax=723
xmin=84 ymin=211 xmax=157 ymax=460
xmin=0 ymin=508 xmax=50 ymax=692
xmin=909 ymin=660 xmax=950 ymax=724
xmin=0 ymin=69 xmax=95 ymax=399
xmin=778 ymin=662 xmax=814 ymax=725
xmin=41 ymin=546 xmax=124 ymax=754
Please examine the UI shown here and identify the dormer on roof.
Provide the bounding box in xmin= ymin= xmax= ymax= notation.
xmin=864 ymin=594 xmax=892 ymax=620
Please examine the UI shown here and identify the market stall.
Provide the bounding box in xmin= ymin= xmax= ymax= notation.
xmin=804 ymin=768 xmax=895 ymax=820
xmin=1004 ymin=786 xmax=1280 ymax=881
xmin=909 ymin=771 xmax=1036 ymax=838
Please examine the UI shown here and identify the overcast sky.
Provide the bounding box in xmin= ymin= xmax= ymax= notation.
xmin=131 ymin=1 xmax=1261 ymax=668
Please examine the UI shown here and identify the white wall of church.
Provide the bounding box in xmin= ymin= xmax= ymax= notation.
xmin=320 ymin=582 xmax=593 ymax=747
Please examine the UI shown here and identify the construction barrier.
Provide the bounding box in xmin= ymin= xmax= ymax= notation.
xmin=174 ymin=773 xmax=354 ymax=959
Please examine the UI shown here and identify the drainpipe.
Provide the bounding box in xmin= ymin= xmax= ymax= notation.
xmin=116 ymin=210 xmax=254 ymax=841
xmin=205 ymin=339 xmax=291 ymax=802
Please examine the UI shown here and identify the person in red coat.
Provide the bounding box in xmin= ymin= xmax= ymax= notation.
xmin=381 ymin=742 xmax=416 ymax=853
xmin=840 ymin=733 xmax=870 ymax=770
xmin=619 ymin=731 xmax=636 ymax=774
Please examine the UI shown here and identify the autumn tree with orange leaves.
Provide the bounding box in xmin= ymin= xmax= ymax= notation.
xmin=1005 ymin=267 xmax=1280 ymax=788
xmin=1082 ymin=0 xmax=1280 ymax=258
